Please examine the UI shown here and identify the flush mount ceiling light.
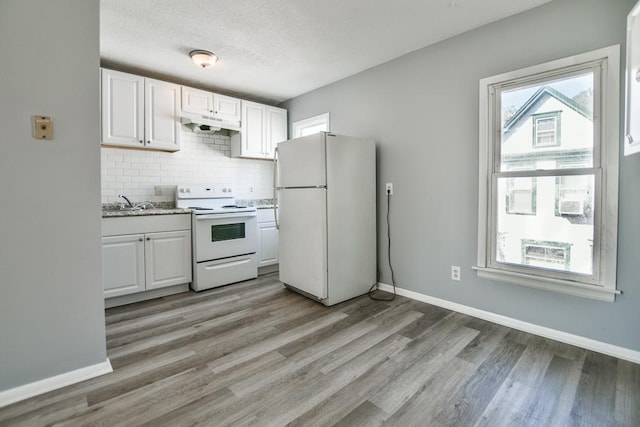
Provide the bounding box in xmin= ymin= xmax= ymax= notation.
xmin=189 ymin=49 xmax=218 ymax=68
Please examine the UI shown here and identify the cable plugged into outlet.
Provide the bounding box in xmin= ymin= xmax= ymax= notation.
xmin=385 ymin=183 xmax=393 ymax=195
xmin=451 ymin=265 xmax=461 ymax=281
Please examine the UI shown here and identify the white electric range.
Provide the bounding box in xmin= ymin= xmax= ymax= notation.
xmin=176 ymin=184 xmax=258 ymax=291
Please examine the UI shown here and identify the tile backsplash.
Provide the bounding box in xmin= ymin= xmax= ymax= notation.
xmin=101 ymin=130 xmax=274 ymax=205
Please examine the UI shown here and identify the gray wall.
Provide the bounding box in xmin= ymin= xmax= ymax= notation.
xmin=0 ymin=0 xmax=107 ymax=392
xmin=283 ymin=0 xmax=640 ymax=352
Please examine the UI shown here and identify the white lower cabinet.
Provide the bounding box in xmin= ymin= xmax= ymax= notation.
xmin=257 ymin=208 xmax=279 ymax=267
xmin=102 ymin=215 xmax=192 ymax=299
xmin=102 ymin=234 xmax=145 ymax=298
xmin=144 ymin=230 xmax=192 ymax=290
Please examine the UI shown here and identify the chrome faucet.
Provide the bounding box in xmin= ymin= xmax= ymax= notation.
xmin=118 ymin=194 xmax=134 ymax=208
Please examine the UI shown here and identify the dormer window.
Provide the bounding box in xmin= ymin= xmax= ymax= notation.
xmin=533 ymin=112 xmax=561 ymax=147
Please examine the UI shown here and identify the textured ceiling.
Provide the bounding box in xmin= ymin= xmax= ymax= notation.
xmin=100 ymin=0 xmax=552 ymax=104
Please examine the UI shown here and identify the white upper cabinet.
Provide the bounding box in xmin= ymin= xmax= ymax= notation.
xmin=145 ymin=78 xmax=181 ymax=151
xmin=231 ymin=101 xmax=288 ymax=159
xmin=265 ymin=106 xmax=288 ymax=157
xmin=181 ymin=86 xmax=241 ymax=129
xmin=241 ymin=100 xmax=267 ymax=158
xmin=181 ymin=86 xmax=214 ymax=116
xmin=101 ymin=69 xmax=144 ymax=147
xmin=101 ymin=69 xmax=181 ymax=152
xmin=213 ymin=93 xmax=242 ymax=123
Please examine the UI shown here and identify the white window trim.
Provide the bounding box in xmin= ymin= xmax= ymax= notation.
xmin=475 ymin=45 xmax=620 ymax=302
xmin=292 ymin=112 xmax=330 ymax=138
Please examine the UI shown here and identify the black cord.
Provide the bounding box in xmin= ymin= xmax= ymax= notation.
xmin=369 ymin=191 xmax=396 ymax=301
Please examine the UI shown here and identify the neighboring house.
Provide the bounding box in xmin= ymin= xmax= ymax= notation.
xmin=497 ymin=86 xmax=594 ymax=274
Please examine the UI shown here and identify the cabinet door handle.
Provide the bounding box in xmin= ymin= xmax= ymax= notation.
xmin=147 ymin=140 xmax=150 ymax=145
xmin=138 ymin=238 xmax=143 ymax=242
xmin=146 ymin=237 xmax=151 ymax=241
xmin=139 ymin=140 xmax=143 ymax=144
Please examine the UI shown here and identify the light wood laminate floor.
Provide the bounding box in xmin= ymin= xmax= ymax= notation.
xmin=1 ymin=273 xmax=639 ymax=426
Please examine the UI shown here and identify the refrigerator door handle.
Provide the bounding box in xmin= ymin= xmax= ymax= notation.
xmin=273 ymin=146 xmax=279 ymax=229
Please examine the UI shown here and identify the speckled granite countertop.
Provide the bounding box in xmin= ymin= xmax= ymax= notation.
xmin=102 ymin=199 xmax=275 ymax=217
xmin=236 ymin=199 xmax=275 ymax=208
xmin=102 ymin=202 xmax=191 ymax=218
xmin=102 ymin=208 xmax=192 ymax=218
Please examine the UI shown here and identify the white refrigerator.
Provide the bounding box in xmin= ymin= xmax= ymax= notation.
xmin=275 ymin=132 xmax=376 ymax=306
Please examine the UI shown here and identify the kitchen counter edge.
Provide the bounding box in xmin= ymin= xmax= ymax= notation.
xmin=102 ymin=208 xmax=192 ymax=218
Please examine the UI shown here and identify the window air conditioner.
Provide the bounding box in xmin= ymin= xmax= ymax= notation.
xmin=559 ymin=199 xmax=584 ymax=215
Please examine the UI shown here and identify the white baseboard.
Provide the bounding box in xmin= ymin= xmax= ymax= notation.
xmin=0 ymin=359 xmax=113 ymax=408
xmin=377 ymin=282 xmax=640 ymax=364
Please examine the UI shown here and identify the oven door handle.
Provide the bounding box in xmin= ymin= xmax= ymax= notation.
xmin=195 ymin=212 xmax=257 ymax=220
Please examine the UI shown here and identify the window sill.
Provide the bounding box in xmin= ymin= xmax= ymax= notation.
xmin=472 ymin=266 xmax=619 ymax=302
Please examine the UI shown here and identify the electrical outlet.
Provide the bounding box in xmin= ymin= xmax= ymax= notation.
xmin=385 ymin=183 xmax=393 ymax=195
xmin=451 ymin=265 xmax=461 ymax=281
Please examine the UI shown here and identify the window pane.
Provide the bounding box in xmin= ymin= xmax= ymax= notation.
xmin=500 ymin=72 xmax=594 ymax=171
xmin=496 ymin=175 xmax=594 ymax=275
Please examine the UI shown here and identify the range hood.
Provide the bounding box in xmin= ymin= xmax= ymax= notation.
xmin=180 ymin=112 xmax=240 ymax=132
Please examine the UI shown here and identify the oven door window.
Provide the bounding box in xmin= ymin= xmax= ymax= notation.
xmin=211 ymin=223 xmax=245 ymax=242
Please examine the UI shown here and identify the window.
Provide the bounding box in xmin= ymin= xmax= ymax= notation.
xmin=533 ymin=112 xmax=560 ymax=147
xmin=476 ymin=46 xmax=620 ymax=302
xmin=292 ymin=113 xmax=330 ymax=138
xmin=505 ymin=176 xmax=536 ymax=215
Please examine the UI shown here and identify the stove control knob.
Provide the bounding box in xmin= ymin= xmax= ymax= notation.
xmin=186 ymin=188 xmax=191 ymax=193
xmin=222 ymin=188 xmax=227 ymax=193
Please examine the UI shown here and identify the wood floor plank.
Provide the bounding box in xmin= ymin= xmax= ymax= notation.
xmin=2 ymin=395 xmax=88 ymax=427
xmin=229 ymin=319 xmax=378 ymax=397
xmin=275 ymin=297 xmax=390 ymax=358
xmin=518 ymin=355 xmax=579 ymax=426
xmin=89 ymin=323 xmax=280 ymax=405
xmin=369 ymin=326 xmax=478 ymax=414
xmin=396 ymin=301 xmax=451 ymax=340
xmin=210 ymin=310 xmax=349 ymax=374
xmin=430 ymin=338 xmax=526 ymax=426
xmin=456 ymin=318 xmax=511 ymax=366
xmin=475 ymin=337 xmax=565 ymax=427
xmin=384 ymin=356 xmax=477 ymax=426
xmin=246 ymin=334 xmax=413 ymax=426
xmin=332 ymin=400 xmax=387 ymax=427
xmin=289 ymin=358 xmax=404 ymax=427
xmin=317 ymin=307 xmax=423 ymax=374
xmin=568 ymin=351 xmax=618 ymax=426
xmin=615 ymin=359 xmax=640 ymax=426
xmin=1 ymin=275 xmax=638 ymax=426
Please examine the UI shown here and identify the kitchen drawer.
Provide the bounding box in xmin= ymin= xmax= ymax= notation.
xmin=194 ymin=254 xmax=258 ymax=290
xmin=257 ymin=207 xmax=277 ymax=223
xmin=102 ymin=213 xmax=191 ymax=236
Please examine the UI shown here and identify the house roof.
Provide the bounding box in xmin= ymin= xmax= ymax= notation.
xmin=503 ymin=86 xmax=592 ymax=132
